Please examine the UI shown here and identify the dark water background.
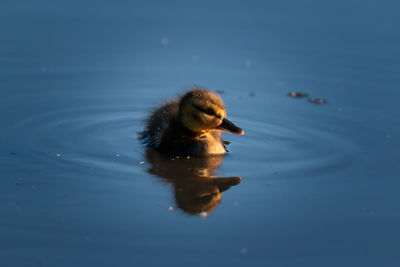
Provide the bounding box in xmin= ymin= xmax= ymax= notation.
xmin=1 ymin=1 xmax=400 ymax=266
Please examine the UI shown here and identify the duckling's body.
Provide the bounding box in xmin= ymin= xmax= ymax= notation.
xmin=140 ymin=88 xmax=243 ymax=156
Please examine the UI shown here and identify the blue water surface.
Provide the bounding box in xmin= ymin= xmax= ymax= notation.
xmin=1 ymin=1 xmax=400 ymax=266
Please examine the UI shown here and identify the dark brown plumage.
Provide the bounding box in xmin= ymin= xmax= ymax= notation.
xmin=139 ymin=88 xmax=243 ymax=156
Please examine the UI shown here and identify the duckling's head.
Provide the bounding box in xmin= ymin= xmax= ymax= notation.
xmin=179 ymin=89 xmax=244 ymax=135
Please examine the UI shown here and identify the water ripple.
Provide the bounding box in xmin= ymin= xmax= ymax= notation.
xmin=6 ymin=102 xmax=369 ymax=181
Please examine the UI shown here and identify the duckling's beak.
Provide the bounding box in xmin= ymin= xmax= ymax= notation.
xmin=217 ymin=118 xmax=244 ymax=135
xmin=212 ymin=177 xmax=242 ymax=192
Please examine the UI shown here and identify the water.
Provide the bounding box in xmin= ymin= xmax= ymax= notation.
xmin=1 ymin=1 xmax=400 ymax=266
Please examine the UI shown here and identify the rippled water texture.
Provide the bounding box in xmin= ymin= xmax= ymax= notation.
xmin=1 ymin=1 xmax=400 ymax=266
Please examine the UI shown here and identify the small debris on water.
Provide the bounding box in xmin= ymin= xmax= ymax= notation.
xmin=216 ymin=89 xmax=225 ymax=94
xmin=56 ymin=153 xmax=61 ymax=158
xmin=199 ymin=212 xmax=208 ymax=218
xmin=192 ymin=55 xmax=199 ymax=63
xmin=309 ymin=98 xmax=327 ymax=104
xmin=249 ymin=92 xmax=255 ymax=97
xmin=168 ymin=206 xmax=174 ymax=211
xmin=244 ymin=59 xmax=252 ymax=69
xmin=240 ymin=248 xmax=248 ymax=255
xmin=116 ymin=153 xmax=120 ymax=158
xmin=161 ymin=37 xmax=169 ymax=46
xmin=139 ymin=161 xmax=144 ymax=164
xmin=288 ymin=91 xmax=308 ymax=98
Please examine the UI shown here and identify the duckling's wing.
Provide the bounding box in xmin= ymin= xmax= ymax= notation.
xmin=139 ymin=100 xmax=179 ymax=149
xmin=139 ymin=130 xmax=157 ymax=149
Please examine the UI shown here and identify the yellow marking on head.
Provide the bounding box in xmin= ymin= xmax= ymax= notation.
xmin=179 ymin=89 xmax=227 ymax=133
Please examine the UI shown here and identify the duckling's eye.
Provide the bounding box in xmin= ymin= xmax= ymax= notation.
xmin=203 ymin=108 xmax=215 ymax=116
xmin=194 ymin=105 xmax=216 ymax=116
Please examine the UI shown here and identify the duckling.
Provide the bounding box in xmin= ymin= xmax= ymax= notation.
xmin=139 ymin=88 xmax=244 ymax=156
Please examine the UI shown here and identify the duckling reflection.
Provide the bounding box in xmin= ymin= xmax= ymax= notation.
xmin=145 ymin=149 xmax=241 ymax=215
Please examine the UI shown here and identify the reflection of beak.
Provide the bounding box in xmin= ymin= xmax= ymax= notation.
xmin=217 ymin=118 xmax=244 ymax=135
xmin=212 ymin=177 xmax=242 ymax=192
